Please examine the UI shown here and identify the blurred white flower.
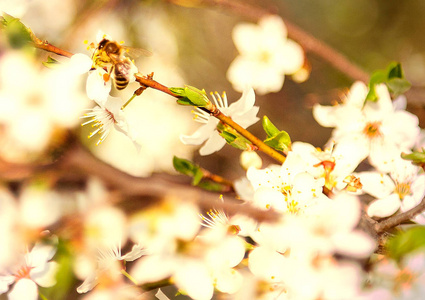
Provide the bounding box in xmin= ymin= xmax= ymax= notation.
xmin=180 ymin=87 xmax=259 ymax=156
xmin=0 ymin=239 xmax=59 ymax=300
xmin=357 ymin=157 xmax=425 ymax=219
xmin=369 ymin=252 xmax=425 ymax=299
xmin=0 ymin=51 xmax=90 ymax=162
xmin=77 ymin=243 xmax=145 ymax=294
xmin=313 ymin=82 xmax=420 ymax=173
xmin=227 ymin=15 xmax=304 ymax=95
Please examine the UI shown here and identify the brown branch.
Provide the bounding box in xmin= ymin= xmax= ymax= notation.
xmin=29 ymin=32 xmax=73 ymax=58
xmin=200 ymin=167 xmax=235 ymax=192
xmin=374 ymin=198 xmax=425 ymax=233
xmin=135 ymin=73 xmax=181 ymax=98
xmin=58 ymin=137 xmax=279 ymax=223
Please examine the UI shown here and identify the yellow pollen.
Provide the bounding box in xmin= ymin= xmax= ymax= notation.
xmin=394 ymin=182 xmax=412 ymax=200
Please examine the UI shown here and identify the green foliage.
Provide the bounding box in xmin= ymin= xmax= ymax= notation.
xmin=39 ymin=239 xmax=75 ymax=300
xmin=401 ymin=151 xmax=425 ymax=166
xmin=262 ymin=116 xmax=291 ymax=154
xmin=386 ymin=226 xmax=425 ymax=262
xmin=170 ymin=85 xmax=210 ymax=107
xmin=366 ymin=62 xmax=411 ymax=102
xmin=173 ymin=156 xmax=229 ymax=192
xmin=1 ymin=13 xmax=33 ymax=49
xmin=42 ymin=56 xmax=61 ymax=68
xmin=219 ymin=129 xmax=253 ymax=151
xmin=173 ymin=156 xmax=203 ymax=185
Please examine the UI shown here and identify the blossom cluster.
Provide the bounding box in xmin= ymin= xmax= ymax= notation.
xmin=2 ymin=5 xmax=425 ymax=300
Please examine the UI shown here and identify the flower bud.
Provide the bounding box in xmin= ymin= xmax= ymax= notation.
xmin=240 ymin=150 xmax=262 ymax=170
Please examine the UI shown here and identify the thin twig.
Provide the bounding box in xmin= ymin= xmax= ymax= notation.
xmin=375 ymin=198 xmax=425 ymax=233
xmin=135 ymin=73 xmax=287 ymax=164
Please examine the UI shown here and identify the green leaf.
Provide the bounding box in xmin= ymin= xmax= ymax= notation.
xmin=264 ymin=131 xmax=291 ymax=153
xmin=39 ymin=239 xmax=75 ymax=300
xmin=173 ymin=156 xmax=203 ymax=185
xmin=401 ymin=151 xmax=425 ymax=165
xmin=387 ymin=226 xmax=425 ymax=262
xmin=184 ymin=86 xmax=209 ymax=107
xmin=197 ymin=181 xmax=227 ymax=192
xmin=366 ymin=62 xmax=411 ymax=102
xmin=387 ymin=77 xmax=411 ymax=96
xmin=262 ymin=116 xmax=280 ymax=138
xmin=42 ymin=56 xmax=61 ymax=68
xmin=169 ymin=87 xmax=186 ymax=97
xmin=170 ymin=86 xmax=210 ymax=107
xmin=1 ymin=13 xmax=33 ymax=49
xmin=219 ymin=129 xmax=252 ymax=151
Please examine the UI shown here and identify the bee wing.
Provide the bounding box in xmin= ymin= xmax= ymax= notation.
xmin=122 ymin=46 xmax=152 ymax=59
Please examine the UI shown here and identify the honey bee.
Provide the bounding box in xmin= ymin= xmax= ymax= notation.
xmin=92 ymin=38 xmax=150 ymax=90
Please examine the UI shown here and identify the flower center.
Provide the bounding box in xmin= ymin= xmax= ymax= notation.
xmin=395 ymin=268 xmax=415 ymax=291
xmin=363 ymin=121 xmax=382 ymax=139
xmin=259 ymin=50 xmax=272 ymax=63
xmin=394 ymin=182 xmax=412 ymax=200
xmin=15 ymin=265 xmax=33 ymax=280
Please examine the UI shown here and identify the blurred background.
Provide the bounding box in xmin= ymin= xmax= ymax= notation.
xmin=2 ymin=0 xmax=425 ymax=180
xmin=1 ymin=0 xmax=425 ymax=299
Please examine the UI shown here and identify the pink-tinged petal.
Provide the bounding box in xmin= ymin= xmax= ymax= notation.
xmin=393 ymin=95 xmax=407 ymax=110
xmin=0 ymin=275 xmax=15 ymax=294
xmin=356 ymin=171 xmax=394 ymax=198
xmin=367 ymin=194 xmax=401 ymax=218
xmin=30 ymin=261 xmax=59 ymax=287
xmin=8 ymin=279 xmax=38 ymax=300
xmin=27 ymin=243 xmax=56 ymax=268
xmin=199 ymin=131 xmax=227 ymax=156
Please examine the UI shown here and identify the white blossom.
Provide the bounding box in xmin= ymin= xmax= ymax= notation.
xmin=227 ymin=15 xmax=304 ymax=95
xmin=180 ymin=87 xmax=259 ymax=155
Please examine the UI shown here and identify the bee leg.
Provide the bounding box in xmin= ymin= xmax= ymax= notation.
xmin=121 ymin=86 xmax=147 ymax=110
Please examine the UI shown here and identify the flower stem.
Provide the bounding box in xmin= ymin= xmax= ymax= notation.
xmin=121 ymin=269 xmax=139 ymax=285
xmin=375 ymin=197 xmax=425 ymax=233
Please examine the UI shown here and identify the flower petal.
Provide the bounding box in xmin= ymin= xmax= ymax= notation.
xmin=367 ymin=194 xmax=401 ymax=218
